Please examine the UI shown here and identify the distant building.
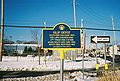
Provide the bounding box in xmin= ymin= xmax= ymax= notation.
xmin=109 ymin=45 xmax=119 ymax=57
xmin=4 ymin=44 xmax=39 ymax=54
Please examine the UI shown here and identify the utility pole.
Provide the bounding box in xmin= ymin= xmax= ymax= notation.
xmin=44 ymin=22 xmax=47 ymax=65
xmin=83 ymin=31 xmax=86 ymax=54
xmin=73 ymin=0 xmax=77 ymax=61
xmin=81 ymin=19 xmax=83 ymax=31
xmin=111 ymin=16 xmax=116 ymax=72
xmin=111 ymin=16 xmax=116 ymax=45
xmin=81 ymin=18 xmax=84 ymax=50
xmin=73 ymin=0 xmax=77 ymax=27
xmin=0 ymin=0 xmax=5 ymax=61
xmin=44 ymin=22 xmax=46 ymax=29
xmin=81 ymin=19 xmax=84 ymax=79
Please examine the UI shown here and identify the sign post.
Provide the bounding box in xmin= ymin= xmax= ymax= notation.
xmin=59 ymin=50 xmax=64 ymax=81
xmin=95 ymin=44 xmax=99 ymax=74
xmin=42 ymin=23 xmax=81 ymax=81
xmin=104 ymin=43 xmax=108 ymax=70
xmin=91 ymin=36 xmax=110 ymax=70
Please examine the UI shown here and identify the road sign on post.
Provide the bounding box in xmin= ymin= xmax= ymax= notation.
xmin=91 ymin=36 xmax=110 ymax=43
xmin=42 ymin=23 xmax=81 ymax=81
xmin=91 ymin=35 xmax=110 ymax=71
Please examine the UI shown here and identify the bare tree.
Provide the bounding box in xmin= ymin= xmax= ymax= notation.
xmin=31 ymin=30 xmax=39 ymax=43
xmin=31 ymin=29 xmax=42 ymax=65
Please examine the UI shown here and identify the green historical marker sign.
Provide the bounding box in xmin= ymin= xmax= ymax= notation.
xmin=42 ymin=23 xmax=81 ymax=49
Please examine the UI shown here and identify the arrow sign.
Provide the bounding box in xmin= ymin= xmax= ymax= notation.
xmin=91 ymin=36 xmax=110 ymax=43
xmin=92 ymin=36 xmax=97 ymax=43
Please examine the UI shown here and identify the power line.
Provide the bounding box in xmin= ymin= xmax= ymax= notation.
xmin=78 ymin=0 xmax=110 ymax=21
xmin=76 ymin=6 xmax=115 ymax=28
xmin=2 ymin=25 xmax=120 ymax=31
xmin=80 ymin=27 xmax=120 ymax=31
xmin=76 ymin=5 xmax=110 ymax=26
xmin=76 ymin=1 xmax=111 ymax=25
xmin=84 ymin=20 xmax=112 ymax=27
xmin=3 ymin=25 xmax=53 ymax=28
xmin=4 ymin=20 xmax=120 ymax=28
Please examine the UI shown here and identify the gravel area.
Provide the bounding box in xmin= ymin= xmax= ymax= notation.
xmin=1 ymin=71 xmax=97 ymax=81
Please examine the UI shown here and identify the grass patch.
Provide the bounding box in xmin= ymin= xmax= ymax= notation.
xmin=96 ymin=70 xmax=120 ymax=81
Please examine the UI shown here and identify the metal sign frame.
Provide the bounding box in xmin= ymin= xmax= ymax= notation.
xmin=42 ymin=23 xmax=81 ymax=50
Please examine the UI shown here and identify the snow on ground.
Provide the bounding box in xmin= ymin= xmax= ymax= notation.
xmin=0 ymin=56 xmax=111 ymax=71
xmin=0 ymin=56 xmax=110 ymax=81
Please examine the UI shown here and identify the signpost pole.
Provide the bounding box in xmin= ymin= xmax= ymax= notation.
xmin=103 ymin=32 xmax=108 ymax=70
xmin=95 ymin=44 xmax=99 ymax=74
xmin=60 ymin=59 xmax=64 ymax=81
xmin=60 ymin=50 xmax=64 ymax=81
xmin=104 ymin=43 xmax=106 ymax=63
xmin=104 ymin=43 xmax=108 ymax=70
xmin=96 ymin=44 xmax=98 ymax=64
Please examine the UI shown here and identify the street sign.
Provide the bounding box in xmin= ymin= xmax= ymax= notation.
xmin=91 ymin=36 xmax=110 ymax=43
xmin=42 ymin=23 xmax=81 ymax=49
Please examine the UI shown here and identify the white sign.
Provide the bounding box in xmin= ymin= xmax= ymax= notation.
xmin=91 ymin=36 xmax=110 ymax=43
